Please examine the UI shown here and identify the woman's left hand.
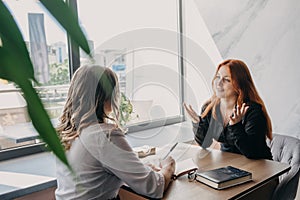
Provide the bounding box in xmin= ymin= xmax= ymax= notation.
xmin=229 ymin=103 xmax=249 ymax=125
xmin=147 ymin=163 xmax=161 ymax=172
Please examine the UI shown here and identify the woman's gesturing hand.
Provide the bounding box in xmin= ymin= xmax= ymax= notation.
xmin=183 ymin=103 xmax=200 ymax=124
xmin=229 ymin=103 xmax=249 ymax=125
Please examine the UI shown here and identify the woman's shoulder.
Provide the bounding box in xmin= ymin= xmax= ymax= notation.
xmin=80 ymin=123 xmax=125 ymax=140
xmin=81 ymin=123 xmax=131 ymax=151
xmin=246 ymin=101 xmax=262 ymax=111
xmin=98 ymin=124 xmax=128 ymax=142
xmin=109 ymin=127 xmax=132 ymax=152
xmin=244 ymin=102 xmax=265 ymax=119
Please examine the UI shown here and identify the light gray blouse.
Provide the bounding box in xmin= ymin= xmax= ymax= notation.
xmin=55 ymin=124 xmax=165 ymax=200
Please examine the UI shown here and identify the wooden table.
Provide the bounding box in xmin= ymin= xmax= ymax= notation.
xmin=119 ymin=143 xmax=291 ymax=200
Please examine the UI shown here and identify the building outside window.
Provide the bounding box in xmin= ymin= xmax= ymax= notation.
xmin=0 ymin=0 xmax=70 ymax=152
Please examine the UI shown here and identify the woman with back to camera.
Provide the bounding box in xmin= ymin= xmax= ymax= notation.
xmin=55 ymin=65 xmax=175 ymax=200
xmin=184 ymin=59 xmax=272 ymax=159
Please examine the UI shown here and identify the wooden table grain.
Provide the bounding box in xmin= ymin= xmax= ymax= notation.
xmin=119 ymin=143 xmax=290 ymax=200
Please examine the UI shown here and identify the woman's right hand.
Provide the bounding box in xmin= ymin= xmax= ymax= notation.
xmin=183 ymin=103 xmax=200 ymax=123
xmin=160 ymin=156 xmax=176 ymax=190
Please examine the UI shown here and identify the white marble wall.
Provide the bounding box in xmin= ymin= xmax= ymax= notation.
xmin=193 ymin=0 xmax=300 ymax=138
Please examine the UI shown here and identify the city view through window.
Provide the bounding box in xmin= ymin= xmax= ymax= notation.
xmin=0 ymin=0 xmax=182 ymax=151
xmin=0 ymin=0 xmax=70 ymax=150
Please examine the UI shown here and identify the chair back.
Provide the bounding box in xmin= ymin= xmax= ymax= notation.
xmin=267 ymin=134 xmax=300 ymax=200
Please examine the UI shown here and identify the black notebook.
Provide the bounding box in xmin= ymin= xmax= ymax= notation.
xmin=195 ymin=166 xmax=252 ymax=190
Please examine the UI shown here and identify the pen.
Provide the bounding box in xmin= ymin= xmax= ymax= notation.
xmin=163 ymin=142 xmax=178 ymax=160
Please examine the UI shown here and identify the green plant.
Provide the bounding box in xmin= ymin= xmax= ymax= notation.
xmin=48 ymin=59 xmax=69 ymax=85
xmin=119 ymin=93 xmax=138 ymax=126
xmin=0 ymin=0 xmax=90 ymax=168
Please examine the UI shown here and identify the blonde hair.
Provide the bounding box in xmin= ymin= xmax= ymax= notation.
xmin=57 ymin=65 xmax=121 ymax=150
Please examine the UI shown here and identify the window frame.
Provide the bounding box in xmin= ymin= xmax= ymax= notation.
xmin=0 ymin=0 xmax=186 ymax=161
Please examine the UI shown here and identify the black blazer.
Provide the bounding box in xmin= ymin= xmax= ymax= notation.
xmin=192 ymin=102 xmax=272 ymax=160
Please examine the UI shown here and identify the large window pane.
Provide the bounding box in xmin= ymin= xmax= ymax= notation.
xmin=78 ymin=0 xmax=180 ymax=126
xmin=182 ymin=0 xmax=222 ymax=113
xmin=0 ymin=0 xmax=69 ymax=151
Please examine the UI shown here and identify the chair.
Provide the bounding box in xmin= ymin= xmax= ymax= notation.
xmin=267 ymin=134 xmax=300 ymax=200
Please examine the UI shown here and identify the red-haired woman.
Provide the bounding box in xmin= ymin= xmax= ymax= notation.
xmin=184 ymin=59 xmax=272 ymax=159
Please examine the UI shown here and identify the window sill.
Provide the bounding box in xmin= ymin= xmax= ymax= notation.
xmin=0 ymin=152 xmax=56 ymax=200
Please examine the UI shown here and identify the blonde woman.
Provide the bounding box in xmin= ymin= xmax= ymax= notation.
xmin=55 ymin=65 xmax=175 ymax=200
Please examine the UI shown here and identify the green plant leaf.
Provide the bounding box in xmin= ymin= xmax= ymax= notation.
xmin=0 ymin=2 xmax=70 ymax=169
xmin=40 ymin=0 xmax=90 ymax=55
xmin=21 ymin=79 xmax=69 ymax=169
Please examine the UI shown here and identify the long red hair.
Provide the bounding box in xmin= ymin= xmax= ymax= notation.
xmin=201 ymin=59 xmax=272 ymax=139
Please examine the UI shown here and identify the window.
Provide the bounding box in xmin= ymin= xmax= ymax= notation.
xmin=0 ymin=0 xmax=186 ymax=159
xmin=0 ymin=0 xmax=70 ymax=154
xmin=181 ymin=0 xmax=222 ymax=113
xmin=77 ymin=0 xmax=183 ymax=130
